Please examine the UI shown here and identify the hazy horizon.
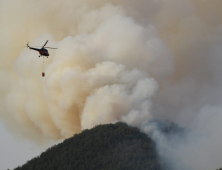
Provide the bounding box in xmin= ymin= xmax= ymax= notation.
xmin=1 ymin=0 xmax=222 ymax=169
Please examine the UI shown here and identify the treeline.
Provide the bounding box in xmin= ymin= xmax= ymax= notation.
xmin=14 ymin=122 xmax=161 ymax=170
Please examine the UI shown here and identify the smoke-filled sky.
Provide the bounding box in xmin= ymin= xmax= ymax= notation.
xmin=1 ymin=0 xmax=222 ymax=169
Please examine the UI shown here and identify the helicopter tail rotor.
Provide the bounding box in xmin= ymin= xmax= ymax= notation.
xmin=26 ymin=41 xmax=30 ymax=48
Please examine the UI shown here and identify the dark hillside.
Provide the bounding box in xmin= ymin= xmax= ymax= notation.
xmin=14 ymin=122 xmax=161 ymax=170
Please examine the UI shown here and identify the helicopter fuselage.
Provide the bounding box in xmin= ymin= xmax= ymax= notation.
xmin=39 ymin=49 xmax=49 ymax=56
xmin=29 ymin=47 xmax=49 ymax=56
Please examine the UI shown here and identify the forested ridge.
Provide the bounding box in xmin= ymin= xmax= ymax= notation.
xmin=14 ymin=122 xmax=162 ymax=170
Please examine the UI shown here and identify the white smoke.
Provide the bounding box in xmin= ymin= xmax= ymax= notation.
xmin=1 ymin=1 xmax=172 ymax=140
xmin=1 ymin=0 xmax=222 ymax=169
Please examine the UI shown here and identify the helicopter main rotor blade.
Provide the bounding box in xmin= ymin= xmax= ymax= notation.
xmin=42 ymin=40 xmax=48 ymax=48
xmin=45 ymin=47 xmax=57 ymax=49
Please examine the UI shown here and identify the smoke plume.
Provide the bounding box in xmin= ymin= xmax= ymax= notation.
xmin=1 ymin=0 xmax=222 ymax=169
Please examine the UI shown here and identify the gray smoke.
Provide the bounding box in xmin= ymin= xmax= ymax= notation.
xmin=1 ymin=0 xmax=222 ymax=169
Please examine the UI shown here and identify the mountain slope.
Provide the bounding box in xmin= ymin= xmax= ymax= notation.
xmin=14 ymin=122 xmax=161 ymax=170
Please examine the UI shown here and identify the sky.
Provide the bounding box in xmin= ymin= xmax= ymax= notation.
xmin=1 ymin=0 xmax=222 ymax=169
xmin=0 ymin=121 xmax=51 ymax=169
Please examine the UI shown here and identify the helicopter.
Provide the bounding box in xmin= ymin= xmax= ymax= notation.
xmin=26 ymin=40 xmax=57 ymax=77
xmin=26 ymin=40 xmax=57 ymax=58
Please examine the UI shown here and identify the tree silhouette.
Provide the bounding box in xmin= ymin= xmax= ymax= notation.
xmin=14 ymin=122 xmax=162 ymax=170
